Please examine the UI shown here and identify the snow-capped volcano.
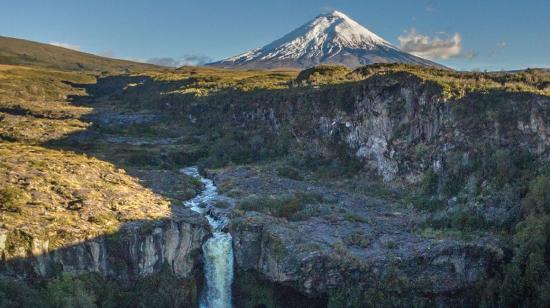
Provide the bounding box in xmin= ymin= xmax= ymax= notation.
xmin=208 ymin=11 xmax=440 ymax=69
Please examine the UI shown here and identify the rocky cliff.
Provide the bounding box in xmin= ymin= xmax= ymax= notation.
xmin=186 ymin=72 xmax=549 ymax=183
xmin=213 ymin=166 xmax=503 ymax=306
xmin=177 ymin=68 xmax=548 ymax=306
xmin=1 ymin=214 xmax=209 ymax=283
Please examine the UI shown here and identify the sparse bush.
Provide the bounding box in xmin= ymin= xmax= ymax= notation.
xmin=0 ymin=185 xmax=30 ymax=212
xmin=0 ymin=279 xmax=46 ymax=307
xmin=521 ymin=175 xmax=550 ymax=216
xmin=213 ymin=200 xmax=230 ymax=209
xmin=421 ymin=170 xmax=439 ymax=195
xmin=294 ymin=65 xmax=353 ymax=87
xmin=345 ymin=232 xmax=371 ymax=248
xmin=344 ymin=212 xmax=370 ymax=223
xmin=127 ymin=151 xmax=162 ymax=167
xmin=276 ymin=165 xmax=304 ymax=180
xmin=236 ymin=191 xmax=325 ymax=220
xmin=45 ymin=273 xmax=97 ymax=308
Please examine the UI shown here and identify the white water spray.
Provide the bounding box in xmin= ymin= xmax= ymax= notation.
xmin=182 ymin=167 xmax=233 ymax=308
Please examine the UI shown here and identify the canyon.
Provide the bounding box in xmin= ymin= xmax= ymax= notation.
xmin=0 ymin=55 xmax=549 ymax=306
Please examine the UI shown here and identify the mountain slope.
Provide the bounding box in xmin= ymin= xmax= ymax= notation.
xmin=0 ymin=36 xmax=160 ymax=72
xmin=208 ymin=11 xmax=441 ymax=69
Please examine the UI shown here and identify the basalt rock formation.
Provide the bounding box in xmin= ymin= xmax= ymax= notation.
xmin=1 ymin=216 xmax=209 ymax=284
xmin=184 ymin=72 xmax=549 ymax=183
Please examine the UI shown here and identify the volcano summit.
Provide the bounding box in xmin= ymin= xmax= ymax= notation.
xmin=208 ymin=11 xmax=441 ymax=69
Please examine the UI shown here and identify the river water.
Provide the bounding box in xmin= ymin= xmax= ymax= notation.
xmin=182 ymin=167 xmax=233 ymax=308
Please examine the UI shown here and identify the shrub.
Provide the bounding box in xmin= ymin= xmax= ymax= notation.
xmin=344 ymin=212 xmax=370 ymax=223
xmin=0 ymin=279 xmax=46 ymax=307
xmin=491 ymin=215 xmax=550 ymax=306
xmin=345 ymin=232 xmax=371 ymax=248
xmin=521 ymin=175 xmax=550 ymax=215
xmin=213 ymin=201 xmax=230 ymax=209
xmin=420 ymin=170 xmax=439 ymax=195
xmin=405 ymin=194 xmax=445 ymax=213
xmin=127 ymin=151 xmax=161 ymax=167
xmin=0 ymin=185 xmax=30 ymax=212
xmin=236 ymin=192 xmax=325 ymax=220
xmin=45 ymin=273 xmax=97 ymax=308
xmin=276 ymin=165 xmax=304 ymax=180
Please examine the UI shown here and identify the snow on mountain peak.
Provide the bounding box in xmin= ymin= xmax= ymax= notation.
xmin=315 ymin=10 xmax=393 ymax=48
xmin=324 ymin=10 xmax=348 ymax=18
xmin=208 ymin=10 xmax=441 ymax=69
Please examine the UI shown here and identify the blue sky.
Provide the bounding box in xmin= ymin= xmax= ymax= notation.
xmin=1 ymin=0 xmax=549 ymax=71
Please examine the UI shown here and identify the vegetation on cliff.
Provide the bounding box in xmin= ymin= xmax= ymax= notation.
xmin=0 ymin=265 xmax=199 ymax=307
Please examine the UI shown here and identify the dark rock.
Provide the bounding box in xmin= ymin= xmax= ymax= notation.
xmin=219 ymin=166 xmax=504 ymax=304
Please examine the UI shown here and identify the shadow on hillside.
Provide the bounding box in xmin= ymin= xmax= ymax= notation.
xmin=45 ymin=72 xmax=550 ymax=198
xmin=0 ymin=75 xmax=215 ymax=306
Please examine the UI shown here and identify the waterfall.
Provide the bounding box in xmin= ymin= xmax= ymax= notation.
xmin=182 ymin=167 xmax=233 ymax=308
xmin=202 ymin=232 xmax=234 ymax=308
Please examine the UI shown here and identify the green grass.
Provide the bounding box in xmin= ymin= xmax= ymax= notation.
xmin=351 ymin=63 xmax=550 ymax=99
xmin=294 ymin=64 xmax=355 ymax=86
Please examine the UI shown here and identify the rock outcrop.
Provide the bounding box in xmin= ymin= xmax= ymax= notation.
xmin=231 ymin=214 xmax=501 ymax=304
xmin=1 ymin=210 xmax=210 ymax=287
xmin=215 ymin=166 xmax=504 ymax=305
xmin=188 ymin=72 xmax=549 ymax=183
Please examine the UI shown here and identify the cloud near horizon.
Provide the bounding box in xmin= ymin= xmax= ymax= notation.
xmin=48 ymin=41 xmax=81 ymax=51
xmin=146 ymin=55 xmax=213 ymax=67
xmin=489 ymin=41 xmax=507 ymax=57
xmin=398 ymin=28 xmax=476 ymax=60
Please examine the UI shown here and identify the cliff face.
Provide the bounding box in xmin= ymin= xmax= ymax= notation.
xmin=230 ymin=214 xmax=501 ymax=304
xmin=185 ymin=71 xmax=548 ymax=305
xmin=1 ymin=213 xmax=210 ymax=289
xmin=189 ymin=72 xmax=549 ymax=183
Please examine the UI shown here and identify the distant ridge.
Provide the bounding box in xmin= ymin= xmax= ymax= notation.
xmin=208 ymin=11 xmax=442 ymax=69
xmin=0 ymin=36 xmax=160 ymax=72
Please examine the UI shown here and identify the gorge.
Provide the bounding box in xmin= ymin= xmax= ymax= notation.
xmin=0 ymin=40 xmax=548 ymax=306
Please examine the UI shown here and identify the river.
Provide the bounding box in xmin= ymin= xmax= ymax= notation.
xmin=182 ymin=167 xmax=234 ymax=308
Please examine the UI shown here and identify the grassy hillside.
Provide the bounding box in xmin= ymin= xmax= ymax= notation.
xmin=0 ymin=36 xmax=161 ymax=72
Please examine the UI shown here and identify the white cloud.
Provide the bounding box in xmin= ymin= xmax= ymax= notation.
xmin=398 ymin=28 xmax=463 ymax=60
xmin=48 ymin=41 xmax=81 ymax=51
xmin=146 ymin=55 xmax=212 ymax=67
